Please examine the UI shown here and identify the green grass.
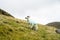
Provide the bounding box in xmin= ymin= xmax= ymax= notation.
xmin=0 ymin=14 xmax=60 ymax=40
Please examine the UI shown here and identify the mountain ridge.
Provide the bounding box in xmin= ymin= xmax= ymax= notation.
xmin=0 ymin=9 xmax=14 ymax=17
xmin=46 ymin=22 xmax=60 ymax=29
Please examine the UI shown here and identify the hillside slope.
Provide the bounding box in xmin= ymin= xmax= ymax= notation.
xmin=0 ymin=9 xmax=14 ymax=17
xmin=46 ymin=22 xmax=60 ymax=29
xmin=0 ymin=9 xmax=60 ymax=40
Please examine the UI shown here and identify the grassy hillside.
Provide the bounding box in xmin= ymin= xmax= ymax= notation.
xmin=46 ymin=22 xmax=60 ymax=29
xmin=0 ymin=9 xmax=60 ymax=40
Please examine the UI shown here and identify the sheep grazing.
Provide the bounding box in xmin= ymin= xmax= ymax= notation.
xmin=25 ymin=16 xmax=38 ymax=31
xmin=55 ymin=29 xmax=60 ymax=34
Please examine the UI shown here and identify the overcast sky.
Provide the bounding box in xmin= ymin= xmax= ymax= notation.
xmin=0 ymin=0 xmax=60 ymax=24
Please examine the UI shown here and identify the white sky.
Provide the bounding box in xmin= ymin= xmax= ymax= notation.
xmin=0 ymin=0 xmax=60 ymax=24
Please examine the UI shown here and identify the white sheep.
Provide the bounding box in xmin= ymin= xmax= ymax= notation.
xmin=25 ymin=16 xmax=38 ymax=31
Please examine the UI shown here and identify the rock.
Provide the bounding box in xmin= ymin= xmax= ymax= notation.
xmin=55 ymin=29 xmax=60 ymax=34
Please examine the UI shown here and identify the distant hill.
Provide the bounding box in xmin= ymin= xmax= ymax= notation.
xmin=46 ymin=22 xmax=60 ymax=29
xmin=0 ymin=9 xmax=14 ymax=17
xmin=0 ymin=9 xmax=60 ymax=40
